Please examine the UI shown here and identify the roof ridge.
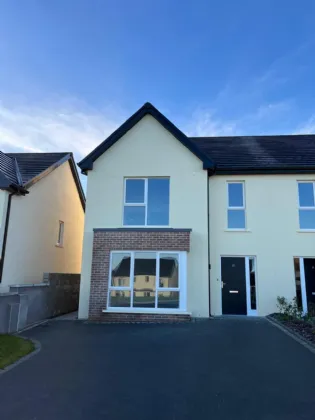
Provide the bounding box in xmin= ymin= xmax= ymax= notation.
xmin=190 ymin=134 xmax=315 ymax=140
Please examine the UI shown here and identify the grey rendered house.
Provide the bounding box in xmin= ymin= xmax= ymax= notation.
xmin=77 ymin=102 xmax=315 ymax=322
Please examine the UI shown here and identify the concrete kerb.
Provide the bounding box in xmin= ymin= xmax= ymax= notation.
xmin=266 ymin=315 xmax=315 ymax=355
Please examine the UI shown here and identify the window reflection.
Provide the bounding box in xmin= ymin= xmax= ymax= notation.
xmin=133 ymin=252 xmax=156 ymax=308
xmin=249 ymin=257 xmax=256 ymax=310
xmin=294 ymin=258 xmax=302 ymax=309
xmin=111 ymin=253 xmax=131 ymax=287
xmin=109 ymin=291 xmax=131 ymax=307
xmin=158 ymin=292 xmax=179 ymax=309
xmin=159 ymin=254 xmax=179 ymax=288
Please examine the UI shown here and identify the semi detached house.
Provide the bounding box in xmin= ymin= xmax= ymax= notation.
xmin=78 ymin=102 xmax=315 ymax=322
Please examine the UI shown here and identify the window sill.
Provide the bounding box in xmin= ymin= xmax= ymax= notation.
xmin=103 ymin=308 xmax=191 ymax=315
xmin=297 ymin=229 xmax=315 ymax=233
xmin=224 ymin=229 xmax=252 ymax=233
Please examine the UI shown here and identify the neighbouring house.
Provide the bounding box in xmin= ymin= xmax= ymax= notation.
xmin=0 ymin=152 xmax=85 ymax=293
xmin=77 ymin=102 xmax=315 ymax=322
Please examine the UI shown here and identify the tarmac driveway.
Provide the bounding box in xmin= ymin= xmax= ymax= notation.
xmin=0 ymin=318 xmax=315 ymax=420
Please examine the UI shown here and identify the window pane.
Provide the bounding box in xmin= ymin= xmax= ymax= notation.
xmin=133 ymin=252 xmax=156 ymax=308
xmin=133 ymin=291 xmax=156 ymax=308
xmin=109 ymin=290 xmax=131 ymax=307
xmin=228 ymin=183 xmax=243 ymax=207
xmin=299 ymin=209 xmax=315 ymax=229
xmin=147 ymin=178 xmax=170 ymax=226
xmin=124 ymin=206 xmax=145 ymax=225
xmin=125 ymin=179 xmax=145 ymax=203
xmin=228 ymin=209 xmax=245 ymax=229
xmin=294 ymin=258 xmax=302 ymax=309
xmin=158 ymin=291 xmax=179 ymax=309
xmin=249 ymin=258 xmax=257 ymax=310
xmin=111 ymin=253 xmax=131 ymax=287
xmin=159 ymin=254 xmax=179 ymax=288
xmin=298 ymin=183 xmax=314 ymax=207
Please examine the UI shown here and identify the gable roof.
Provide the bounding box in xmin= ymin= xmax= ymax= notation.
xmin=0 ymin=152 xmax=27 ymax=194
xmin=78 ymin=102 xmax=315 ymax=176
xmin=78 ymin=102 xmax=215 ymax=173
xmin=191 ymin=135 xmax=315 ymax=174
xmin=0 ymin=152 xmax=85 ymax=209
xmin=7 ymin=152 xmax=69 ymax=185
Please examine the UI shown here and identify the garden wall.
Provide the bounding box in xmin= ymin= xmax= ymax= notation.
xmin=0 ymin=273 xmax=80 ymax=333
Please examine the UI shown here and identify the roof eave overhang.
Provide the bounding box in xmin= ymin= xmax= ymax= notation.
xmin=215 ymin=167 xmax=315 ymax=175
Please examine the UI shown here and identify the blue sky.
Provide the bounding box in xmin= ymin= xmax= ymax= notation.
xmin=0 ymin=0 xmax=315 ymax=164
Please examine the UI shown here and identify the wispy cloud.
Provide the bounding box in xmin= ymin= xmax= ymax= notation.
xmin=295 ymin=115 xmax=315 ymax=134
xmin=0 ymin=100 xmax=125 ymax=163
xmin=184 ymin=100 xmax=293 ymax=137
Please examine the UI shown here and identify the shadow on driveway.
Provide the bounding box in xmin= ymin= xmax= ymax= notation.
xmin=0 ymin=318 xmax=315 ymax=420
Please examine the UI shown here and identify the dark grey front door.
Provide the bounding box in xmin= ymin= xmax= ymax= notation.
xmin=304 ymin=258 xmax=315 ymax=308
xmin=221 ymin=257 xmax=247 ymax=315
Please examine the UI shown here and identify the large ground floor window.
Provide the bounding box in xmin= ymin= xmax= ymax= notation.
xmin=108 ymin=251 xmax=187 ymax=312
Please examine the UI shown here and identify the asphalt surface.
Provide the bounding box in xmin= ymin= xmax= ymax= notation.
xmin=0 ymin=318 xmax=315 ymax=420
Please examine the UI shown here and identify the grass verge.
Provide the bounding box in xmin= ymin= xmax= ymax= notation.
xmin=0 ymin=334 xmax=35 ymax=369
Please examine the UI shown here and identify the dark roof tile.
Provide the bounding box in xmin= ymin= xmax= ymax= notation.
xmin=190 ymin=134 xmax=315 ymax=172
xmin=7 ymin=152 xmax=69 ymax=184
xmin=0 ymin=152 xmax=19 ymax=186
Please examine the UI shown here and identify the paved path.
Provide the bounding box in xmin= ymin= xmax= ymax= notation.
xmin=0 ymin=318 xmax=315 ymax=420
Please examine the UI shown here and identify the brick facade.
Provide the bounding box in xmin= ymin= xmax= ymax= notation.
xmin=89 ymin=229 xmax=191 ymax=322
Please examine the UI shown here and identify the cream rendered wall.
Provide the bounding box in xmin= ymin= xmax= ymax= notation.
xmin=209 ymin=174 xmax=315 ymax=316
xmin=79 ymin=115 xmax=209 ymax=319
xmin=1 ymin=161 xmax=84 ymax=289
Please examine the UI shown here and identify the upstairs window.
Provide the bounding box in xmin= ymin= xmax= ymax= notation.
xmin=123 ymin=178 xmax=170 ymax=226
xmin=298 ymin=182 xmax=315 ymax=230
xmin=227 ymin=182 xmax=246 ymax=229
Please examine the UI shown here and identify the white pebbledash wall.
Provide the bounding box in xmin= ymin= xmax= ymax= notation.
xmin=79 ymin=115 xmax=209 ymax=319
xmin=1 ymin=161 xmax=84 ymax=290
xmin=209 ymin=174 xmax=315 ymax=316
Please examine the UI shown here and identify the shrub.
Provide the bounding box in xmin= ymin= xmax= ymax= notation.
xmin=276 ymin=296 xmax=303 ymax=320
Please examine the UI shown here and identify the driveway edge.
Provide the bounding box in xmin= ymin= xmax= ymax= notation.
xmin=0 ymin=337 xmax=41 ymax=376
xmin=266 ymin=315 xmax=315 ymax=355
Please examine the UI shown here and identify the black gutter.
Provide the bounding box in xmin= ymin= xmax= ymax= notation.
xmin=0 ymin=192 xmax=14 ymax=283
xmin=216 ymin=167 xmax=315 ymax=175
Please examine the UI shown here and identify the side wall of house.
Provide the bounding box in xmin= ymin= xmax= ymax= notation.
xmin=209 ymin=174 xmax=315 ymax=316
xmin=1 ymin=161 xmax=84 ymax=288
xmin=79 ymin=115 xmax=209 ymax=319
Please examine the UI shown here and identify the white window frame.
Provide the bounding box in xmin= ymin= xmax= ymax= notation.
xmin=294 ymin=257 xmax=315 ymax=315
xmin=297 ymin=181 xmax=315 ymax=231
xmin=106 ymin=251 xmax=187 ymax=314
xmin=56 ymin=221 xmax=64 ymax=247
xmin=123 ymin=177 xmax=170 ymax=227
xmin=227 ymin=181 xmax=246 ymax=230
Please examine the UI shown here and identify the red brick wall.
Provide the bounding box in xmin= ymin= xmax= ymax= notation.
xmin=89 ymin=229 xmax=190 ymax=322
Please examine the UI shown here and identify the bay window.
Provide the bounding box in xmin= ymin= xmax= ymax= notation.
xmin=108 ymin=251 xmax=186 ymax=312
